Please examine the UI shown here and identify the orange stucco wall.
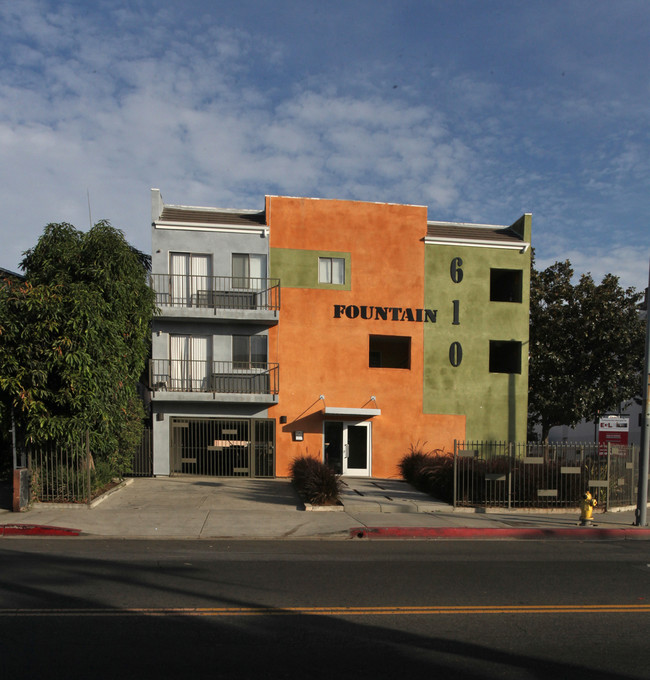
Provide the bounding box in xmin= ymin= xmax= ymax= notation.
xmin=267 ymin=196 xmax=465 ymax=478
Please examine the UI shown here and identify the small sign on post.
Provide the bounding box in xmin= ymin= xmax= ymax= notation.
xmin=598 ymin=416 xmax=629 ymax=456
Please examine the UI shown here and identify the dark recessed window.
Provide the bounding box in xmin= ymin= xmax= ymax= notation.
xmin=490 ymin=269 xmax=522 ymax=303
xmin=489 ymin=340 xmax=522 ymax=374
xmin=369 ymin=335 xmax=411 ymax=369
xmin=233 ymin=334 xmax=267 ymax=368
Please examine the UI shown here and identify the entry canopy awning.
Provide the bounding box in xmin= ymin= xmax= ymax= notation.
xmin=323 ymin=407 xmax=381 ymax=418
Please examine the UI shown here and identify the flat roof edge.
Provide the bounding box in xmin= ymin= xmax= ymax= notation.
xmin=266 ymin=195 xmax=427 ymax=209
xmin=163 ymin=203 xmax=263 ymax=215
xmin=427 ymin=220 xmax=509 ymax=230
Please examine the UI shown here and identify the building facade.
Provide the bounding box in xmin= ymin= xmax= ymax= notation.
xmin=149 ymin=189 xmax=531 ymax=478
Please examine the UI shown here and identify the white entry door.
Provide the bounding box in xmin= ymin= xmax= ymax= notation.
xmin=324 ymin=421 xmax=371 ymax=476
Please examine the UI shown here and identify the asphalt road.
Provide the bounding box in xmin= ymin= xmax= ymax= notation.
xmin=1 ymin=539 xmax=649 ymax=679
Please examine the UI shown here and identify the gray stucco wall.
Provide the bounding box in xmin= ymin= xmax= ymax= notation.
xmin=151 ymin=225 xmax=269 ymax=277
xmin=150 ymin=212 xmax=273 ymax=476
xmin=151 ymin=320 xmax=269 ymax=363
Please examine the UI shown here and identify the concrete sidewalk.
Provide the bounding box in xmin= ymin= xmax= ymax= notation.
xmin=1 ymin=476 xmax=649 ymax=540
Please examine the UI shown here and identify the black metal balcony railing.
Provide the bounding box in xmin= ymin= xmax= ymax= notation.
xmin=150 ymin=274 xmax=280 ymax=312
xmin=150 ymin=359 xmax=279 ymax=395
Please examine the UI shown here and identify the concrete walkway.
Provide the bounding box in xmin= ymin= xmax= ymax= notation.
xmin=1 ymin=476 xmax=648 ymax=540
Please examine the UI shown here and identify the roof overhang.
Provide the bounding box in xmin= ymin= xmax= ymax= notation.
xmin=323 ymin=407 xmax=381 ymax=418
xmin=424 ymin=235 xmax=530 ymax=252
xmin=154 ymin=220 xmax=269 ymax=237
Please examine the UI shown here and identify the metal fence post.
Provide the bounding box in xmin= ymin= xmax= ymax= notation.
xmin=453 ymin=440 xmax=457 ymax=508
xmin=86 ymin=431 xmax=91 ymax=506
xmin=605 ymin=441 xmax=611 ymax=512
xmin=632 ymin=444 xmax=637 ymax=506
xmin=508 ymin=441 xmax=513 ymax=510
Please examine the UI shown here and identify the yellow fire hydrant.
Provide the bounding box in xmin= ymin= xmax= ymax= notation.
xmin=579 ymin=491 xmax=597 ymax=526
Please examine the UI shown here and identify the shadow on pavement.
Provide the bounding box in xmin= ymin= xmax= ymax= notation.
xmin=0 ymin=479 xmax=11 ymax=511
xmin=0 ymin=545 xmax=642 ymax=680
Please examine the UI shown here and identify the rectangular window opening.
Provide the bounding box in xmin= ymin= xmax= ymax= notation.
xmin=489 ymin=340 xmax=522 ymax=374
xmin=170 ymin=252 xmax=212 ymax=307
xmin=233 ymin=253 xmax=267 ymax=289
xmin=318 ymin=257 xmax=345 ymax=285
xmin=169 ymin=334 xmax=212 ymax=391
xmin=369 ymin=335 xmax=411 ymax=369
xmin=490 ymin=269 xmax=523 ymax=303
xmin=233 ymin=334 xmax=268 ymax=369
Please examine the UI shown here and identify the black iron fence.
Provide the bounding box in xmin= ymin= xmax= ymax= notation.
xmin=129 ymin=428 xmax=153 ymax=477
xmin=454 ymin=440 xmax=639 ymax=510
xmin=29 ymin=435 xmax=92 ymax=504
xmin=28 ymin=428 xmax=155 ymax=503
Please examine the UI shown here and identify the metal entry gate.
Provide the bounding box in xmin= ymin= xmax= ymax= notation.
xmin=170 ymin=418 xmax=275 ymax=477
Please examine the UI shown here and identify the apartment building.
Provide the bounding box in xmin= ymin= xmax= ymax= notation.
xmin=149 ymin=189 xmax=531 ymax=478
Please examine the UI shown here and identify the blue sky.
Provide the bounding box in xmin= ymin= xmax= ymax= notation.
xmin=1 ymin=0 xmax=648 ymax=291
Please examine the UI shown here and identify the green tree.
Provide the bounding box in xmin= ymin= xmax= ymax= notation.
xmin=528 ymin=258 xmax=646 ymax=441
xmin=0 ymin=221 xmax=156 ymax=476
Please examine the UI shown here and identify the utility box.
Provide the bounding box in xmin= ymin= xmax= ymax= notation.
xmin=12 ymin=468 xmax=30 ymax=512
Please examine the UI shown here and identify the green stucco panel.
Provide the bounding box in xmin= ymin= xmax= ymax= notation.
xmin=270 ymin=248 xmax=351 ymax=290
xmin=423 ymin=238 xmax=531 ymax=443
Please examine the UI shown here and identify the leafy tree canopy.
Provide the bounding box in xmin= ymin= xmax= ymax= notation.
xmin=528 ymin=257 xmax=646 ymax=441
xmin=0 ymin=221 xmax=156 ymax=473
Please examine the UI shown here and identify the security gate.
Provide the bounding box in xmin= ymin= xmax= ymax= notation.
xmin=170 ymin=417 xmax=275 ymax=477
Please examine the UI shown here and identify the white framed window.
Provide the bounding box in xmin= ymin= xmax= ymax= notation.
xmin=232 ymin=253 xmax=267 ymax=289
xmin=170 ymin=253 xmax=212 ymax=306
xmin=318 ymin=257 xmax=345 ymax=285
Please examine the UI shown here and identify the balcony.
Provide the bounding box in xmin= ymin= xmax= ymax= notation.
xmin=150 ymin=274 xmax=280 ymax=323
xmin=149 ymin=359 xmax=279 ymax=404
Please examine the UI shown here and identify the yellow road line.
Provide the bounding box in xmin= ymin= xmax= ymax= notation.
xmin=1 ymin=604 xmax=649 ymax=617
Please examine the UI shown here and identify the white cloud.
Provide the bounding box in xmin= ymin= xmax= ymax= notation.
xmin=536 ymin=247 xmax=649 ymax=295
xmin=0 ymin=0 xmax=647 ymax=295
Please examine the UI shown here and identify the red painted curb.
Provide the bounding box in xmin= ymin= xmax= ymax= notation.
xmin=350 ymin=527 xmax=650 ymax=540
xmin=0 ymin=524 xmax=82 ymax=537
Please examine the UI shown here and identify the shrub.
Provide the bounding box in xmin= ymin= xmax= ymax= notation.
xmin=290 ymin=456 xmax=341 ymax=505
xmin=399 ymin=443 xmax=453 ymax=503
xmin=92 ymin=458 xmax=117 ymax=491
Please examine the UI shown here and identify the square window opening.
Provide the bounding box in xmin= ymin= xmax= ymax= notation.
xmin=489 ymin=340 xmax=522 ymax=374
xmin=233 ymin=253 xmax=267 ymax=289
xmin=233 ymin=334 xmax=268 ymax=369
xmin=369 ymin=335 xmax=411 ymax=369
xmin=318 ymin=257 xmax=345 ymax=285
xmin=490 ymin=269 xmax=523 ymax=303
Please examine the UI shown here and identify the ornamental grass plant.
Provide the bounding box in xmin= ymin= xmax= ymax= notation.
xmin=398 ymin=443 xmax=454 ymax=504
xmin=290 ymin=455 xmax=342 ymax=506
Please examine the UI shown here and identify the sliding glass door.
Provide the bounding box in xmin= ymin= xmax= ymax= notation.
xmin=170 ymin=334 xmax=211 ymax=391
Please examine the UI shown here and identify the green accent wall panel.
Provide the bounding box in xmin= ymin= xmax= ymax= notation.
xmin=271 ymin=248 xmax=351 ymax=290
xmin=423 ymin=241 xmax=531 ymax=443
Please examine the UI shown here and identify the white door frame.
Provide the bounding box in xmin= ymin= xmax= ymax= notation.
xmin=342 ymin=421 xmax=372 ymax=476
